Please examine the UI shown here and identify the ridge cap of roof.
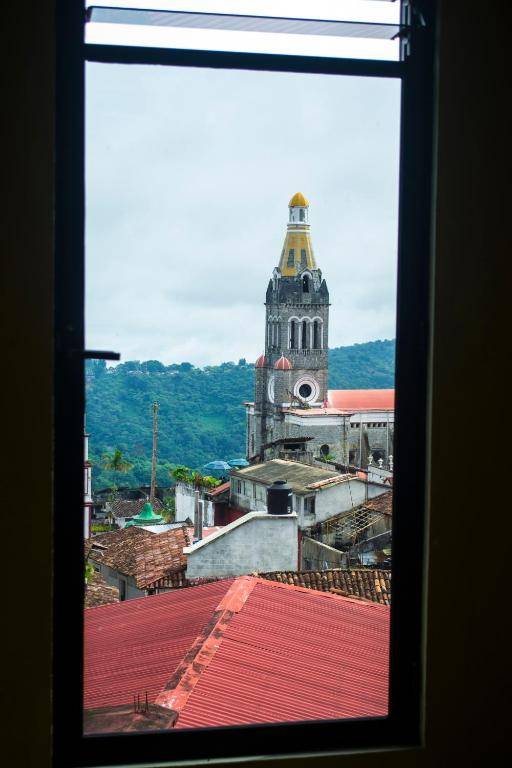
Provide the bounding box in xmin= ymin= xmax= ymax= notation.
xmin=154 ymin=576 xmax=257 ymax=720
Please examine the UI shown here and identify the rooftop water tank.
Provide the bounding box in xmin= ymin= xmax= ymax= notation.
xmin=267 ymin=480 xmax=292 ymax=515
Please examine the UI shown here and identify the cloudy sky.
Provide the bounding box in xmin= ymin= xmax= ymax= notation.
xmin=86 ymin=49 xmax=400 ymax=366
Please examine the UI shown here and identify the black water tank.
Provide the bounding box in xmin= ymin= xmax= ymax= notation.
xmin=267 ymin=480 xmax=292 ymax=515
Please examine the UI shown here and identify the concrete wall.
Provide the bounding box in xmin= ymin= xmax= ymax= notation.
xmin=93 ymin=563 xmax=144 ymax=601
xmin=301 ymin=536 xmax=346 ymax=570
xmin=175 ymin=483 xmax=214 ymax=526
xmin=184 ymin=512 xmax=298 ymax=578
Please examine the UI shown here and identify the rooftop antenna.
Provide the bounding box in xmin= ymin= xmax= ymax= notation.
xmin=150 ymin=401 xmax=159 ymax=506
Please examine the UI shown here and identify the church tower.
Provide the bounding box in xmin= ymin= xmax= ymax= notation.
xmin=249 ymin=193 xmax=330 ymax=458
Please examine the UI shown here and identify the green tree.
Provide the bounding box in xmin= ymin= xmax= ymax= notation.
xmin=102 ymin=448 xmax=133 ymax=474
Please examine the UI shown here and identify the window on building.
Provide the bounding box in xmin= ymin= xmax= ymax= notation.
xmin=290 ymin=320 xmax=296 ymax=349
xmin=313 ymin=320 xmax=321 ymax=348
xmin=304 ymin=496 xmax=316 ymax=516
xmin=301 ymin=319 xmax=308 ymax=349
xmin=55 ymin=1 xmax=436 ymax=762
xmin=302 ymin=274 xmax=310 ymax=292
xmin=299 ymin=209 xmax=305 ymax=222
xmin=300 ymin=248 xmax=307 ymax=266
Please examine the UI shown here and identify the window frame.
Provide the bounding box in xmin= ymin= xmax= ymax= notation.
xmin=54 ymin=1 xmax=437 ymax=765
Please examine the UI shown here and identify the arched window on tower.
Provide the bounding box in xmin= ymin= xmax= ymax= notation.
xmin=290 ymin=320 xmax=296 ymax=349
xmin=302 ymin=319 xmax=308 ymax=349
xmin=302 ymin=274 xmax=310 ymax=293
xmin=299 ymin=209 xmax=305 ymax=222
xmin=313 ymin=320 xmax=321 ymax=349
xmin=274 ymin=321 xmax=279 ymax=348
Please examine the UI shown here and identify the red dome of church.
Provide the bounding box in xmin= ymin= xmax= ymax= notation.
xmin=274 ymin=355 xmax=292 ymax=371
xmin=255 ymin=354 xmax=267 ymax=368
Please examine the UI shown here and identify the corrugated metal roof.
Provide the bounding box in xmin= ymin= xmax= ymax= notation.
xmin=84 ymin=577 xmax=389 ymax=731
xmin=328 ymin=389 xmax=395 ymax=411
xmin=231 ymin=459 xmax=343 ymax=495
xmin=176 ymin=580 xmax=389 ymax=728
xmin=83 ymin=580 xmax=233 ymax=710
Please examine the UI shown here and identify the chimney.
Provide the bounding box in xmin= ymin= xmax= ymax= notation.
xmin=193 ymin=490 xmax=203 ymax=542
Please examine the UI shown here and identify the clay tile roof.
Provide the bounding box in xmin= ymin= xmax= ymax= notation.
xmin=206 ymin=481 xmax=230 ymax=497
xmin=85 ymin=571 xmax=120 ymax=608
xmin=109 ymin=498 xmax=163 ymax=519
xmin=88 ymin=527 xmax=153 ymax=577
xmin=133 ymin=526 xmax=190 ymax=589
xmin=256 ymin=568 xmax=391 ymax=606
xmin=363 ymin=493 xmax=393 ymax=516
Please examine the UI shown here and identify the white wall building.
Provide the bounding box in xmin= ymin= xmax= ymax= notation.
xmin=175 ymin=482 xmax=215 ymax=527
xmin=184 ymin=511 xmax=298 ymax=579
xmin=230 ymin=459 xmax=388 ymax=529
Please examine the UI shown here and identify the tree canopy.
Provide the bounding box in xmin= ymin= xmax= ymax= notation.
xmin=86 ymin=339 xmax=395 ymax=490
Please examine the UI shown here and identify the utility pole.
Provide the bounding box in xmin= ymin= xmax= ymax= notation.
xmin=150 ymin=401 xmax=158 ymax=506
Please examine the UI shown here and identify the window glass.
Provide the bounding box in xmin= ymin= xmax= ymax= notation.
xmin=85 ymin=61 xmax=399 ymax=736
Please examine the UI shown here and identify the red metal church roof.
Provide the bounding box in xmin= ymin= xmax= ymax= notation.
xmin=84 ymin=576 xmax=389 ymax=730
xmin=327 ymin=389 xmax=395 ymax=411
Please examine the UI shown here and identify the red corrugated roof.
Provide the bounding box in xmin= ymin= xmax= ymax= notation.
xmin=83 ymin=580 xmax=232 ymax=710
xmin=175 ymin=579 xmax=389 ymax=728
xmin=84 ymin=577 xmax=389 ymax=729
xmin=328 ymin=389 xmax=395 ymax=411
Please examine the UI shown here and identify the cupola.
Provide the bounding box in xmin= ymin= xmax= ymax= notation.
xmin=275 ymin=355 xmax=292 ymax=371
xmin=255 ymin=354 xmax=267 ymax=368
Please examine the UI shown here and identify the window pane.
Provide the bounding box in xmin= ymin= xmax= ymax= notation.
xmin=85 ymin=61 xmax=398 ymax=735
xmin=85 ymin=1 xmax=401 ymax=61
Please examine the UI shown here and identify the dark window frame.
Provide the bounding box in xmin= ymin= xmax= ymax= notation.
xmin=54 ymin=1 xmax=436 ymax=765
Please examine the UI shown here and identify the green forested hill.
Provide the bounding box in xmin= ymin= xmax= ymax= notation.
xmin=87 ymin=339 xmax=395 ymax=489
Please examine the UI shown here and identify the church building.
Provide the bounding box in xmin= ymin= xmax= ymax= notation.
xmin=245 ymin=193 xmax=394 ymax=467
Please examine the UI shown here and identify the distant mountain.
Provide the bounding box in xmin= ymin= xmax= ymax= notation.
xmin=86 ymin=339 xmax=395 ymax=490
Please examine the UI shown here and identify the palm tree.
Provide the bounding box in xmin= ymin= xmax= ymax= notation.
xmin=102 ymin=448 xmax=133 ymax=474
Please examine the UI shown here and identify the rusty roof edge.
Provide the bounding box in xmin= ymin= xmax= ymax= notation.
xmin=154 ymin=576 xmax=258 ymax=720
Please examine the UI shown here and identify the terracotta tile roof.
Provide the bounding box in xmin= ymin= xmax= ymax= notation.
xmin=256 ymin=568 xmax=391 ymax=605
xmin=363 ymin=493 xmax=393 ymax=516
xmin=84 ymin=576 xmax=389 ymax=732
xmin=134 ymin=527 xmax=190 ymax=589
xmin=206 ymin=481 xmax=230 ymax=497
xmin=85 ymin=571 xmax=120 ymax=608
xmin=108 ymin=498 xmax=163 ymax=519
xmin=327 ymin=389 xmax=395 ymax=411
xmin=88 ymin=527 xmax=190 ymax=589
xmin=89 ymin=527 xmax=153 ymax=576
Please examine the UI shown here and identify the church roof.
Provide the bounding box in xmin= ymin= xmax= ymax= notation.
xmin=289 ymin=191 xmax=309 ymax=207
xmin=327 ymin=389 xmax=395 ymax=411
xmin=255 ymin=354 xmax=267 ymax=368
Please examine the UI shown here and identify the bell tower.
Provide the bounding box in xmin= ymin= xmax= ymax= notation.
xmin=250 ymin=193 xmax=330 ymax=458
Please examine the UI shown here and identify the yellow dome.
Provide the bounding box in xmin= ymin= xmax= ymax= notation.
xmin=289 ymin=192 xmax=309 ymax=208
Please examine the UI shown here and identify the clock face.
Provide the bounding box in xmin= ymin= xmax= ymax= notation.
xmin=294 ymin=375 xmax=319 ymax=403
xmin=267 ymin=374 xmax=275 ymax=404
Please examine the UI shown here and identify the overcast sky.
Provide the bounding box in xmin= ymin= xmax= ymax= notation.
xmin=86 ymin=61 xmax=401 ymax=367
